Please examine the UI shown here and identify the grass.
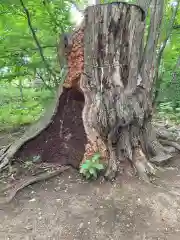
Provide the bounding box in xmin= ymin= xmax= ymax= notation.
xmin=1 ymin=83 xmax=180 ymax=133
xmin=0 ymin=84 xmax=54 ymax=132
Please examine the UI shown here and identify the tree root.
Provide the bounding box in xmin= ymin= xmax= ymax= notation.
xmin=148 ymin=137 xmax=180 ymax=166
xmin=0 ymin=144 xmax=11 ymax=158
xmin=0 ymin=166 xmax=70 ymax=205
xmin=149 ymin=154 xmax=173 ymax=165
xmin=132 ymin=129 xmax=180 ymax=179
xmin=0 ymin=156 xmax=10 ymax=173
xmin=101 ymin=123 xmax=180 ymax=182
xmin=159 ymin=139 xmax=180 ymax=151
xmin=155 ymin=126 xmax=178 ymax=141
xmin=147 ymin=125 xmax=180 ymax=164
xmin=104 ymin=137 xmax=118 ymax=180
xmin=133 ymin=148 xmax=156 ymax=183
xmin=0 ymin=86 xmax=63 ymax=172
xmin=104 ymin=161 xmax=117 ymax=180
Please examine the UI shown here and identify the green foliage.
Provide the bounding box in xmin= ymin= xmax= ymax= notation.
xmin=155 ymin=0 xmax=180 ymax=106
xmin=0 ymin=0 xmax=72 ymax=86
xmin=0 ymin=0 xmax=75 ymax=131
xmin=80 ymin=152 xmax=105 ymax=180
xmin=0 ymin=84 xmax=54 ymax=131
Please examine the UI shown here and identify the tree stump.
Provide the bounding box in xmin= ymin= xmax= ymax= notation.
xmin=80 ymin=3 xmax=159 ymax=181
xmin=1 ymin=2 xmax=180 ymax=182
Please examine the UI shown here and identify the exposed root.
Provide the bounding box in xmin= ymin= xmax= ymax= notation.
xmin=159 ymin=139 xmax=180 ymax=151
xmin=0 ymin=166 xmax=70 ymax=205
xmin=104 ymin=134 xmax=118 ymax=180
xmin=133 ymin=148 xmax=156 ymax=183
xmin=104 ymin=160 xmax=117 ymax=180
xmin=145 ymin=124 xmax=169 ymax=156
xmin=150 ymin=153 xmax=173 ymax=165
xmin=0 ymin=144 xmax=11 ymax=158
xmin=134 ymin=161 xmax=151 ymax=183
xmin=145 ymin=125 xmax=180 ymax=166
xmin=155 ymin=126 xmax=178 ymax=141
xmin=0 ymin=155 xmax=9 ymax=173
xmin=0 ymin=86 xmax=63 ymax=172
xmin=103 ymin=123 xmax=180 ymax=181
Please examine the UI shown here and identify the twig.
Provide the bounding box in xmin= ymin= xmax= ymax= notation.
xmin=42 ymin=0 xmax=65 ymax=34
xmin=0 ymin=45 xmax=57 ymax=60
xmin=36 ymin=71 xmax=54 ymax=91
xmin=0 ymin=145 xmax=11 ymax=159
xmin=19 ymin=0 xmax=57 ymax=83
xmin=0 ymin=166 xmax=70 ymax=205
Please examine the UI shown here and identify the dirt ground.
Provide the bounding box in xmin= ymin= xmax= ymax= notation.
xmin=1 ymin=132 xmax=180 ymax=240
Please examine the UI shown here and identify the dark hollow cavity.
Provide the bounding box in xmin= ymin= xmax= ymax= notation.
xmin=15 ymin=87 xmax=87 ymax=168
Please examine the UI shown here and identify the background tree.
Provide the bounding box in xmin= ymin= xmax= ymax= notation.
xmin=0 ymin=0 xmax=72 ymax=88
xmin=0 ymin=0 xmax=75 ymax=130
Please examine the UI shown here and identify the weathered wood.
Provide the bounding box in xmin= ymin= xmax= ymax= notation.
xmin=1 ymin=1 xmax=177 ymax=182
xmin=80 ymin=2 xmax=164 ymax=181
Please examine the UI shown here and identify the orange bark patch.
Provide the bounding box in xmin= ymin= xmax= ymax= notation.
xmin=63 ymin=27 xmax=108 ymax=166
xmin=63 ymin=28 xmax=84 ymax=89
xmin=82 ymin=140 xmax=108 ymax=165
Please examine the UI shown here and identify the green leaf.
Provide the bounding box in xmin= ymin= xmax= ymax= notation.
xmin=79 ymin=167 xmax=85 ymax=174
xmin=0 ymin=0 xmax=72 ymax=85
xmin=85 ymin=172 xmax=91 ymax=180
xmin=81 ymin=160 xmax=92 ymax=169
xmin=89 ymin=168 xmax=97 ymax=178
xmin=94 ymin=163 xmax=104 ymax=170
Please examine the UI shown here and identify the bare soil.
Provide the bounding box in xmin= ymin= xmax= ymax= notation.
xmin=0 ymin=153 xmax=180 ymax=239
xmin=1 ymin=109 xmax=180 ymax=239
xmin=15 ymin=88 xmax=87 ymax=168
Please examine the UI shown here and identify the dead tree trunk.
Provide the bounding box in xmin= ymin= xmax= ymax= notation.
xmin=1 ymin=2 xmax=180 ymax=182
xmin=80 ymin=2 xmax=169 ymax=181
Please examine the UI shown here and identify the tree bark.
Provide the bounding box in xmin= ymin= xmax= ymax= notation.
xmin=80 ymin=2 xmax=165 ymax=181
xmin=1 ymin=1 xmax=180 ymax=182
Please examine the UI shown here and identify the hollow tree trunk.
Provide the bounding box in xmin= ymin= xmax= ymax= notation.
xmin=1 ymin=1 xmax=179 ymax=181
xmin=80 ymin=3 xmax=161 ymax=181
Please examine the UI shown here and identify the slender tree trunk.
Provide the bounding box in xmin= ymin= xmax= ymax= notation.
xmin=152 ymin=0 xmax=180 ymax=105
xmin=80 ymin=2 xmax=166 ymax=181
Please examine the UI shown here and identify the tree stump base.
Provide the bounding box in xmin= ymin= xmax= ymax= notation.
xmin=1 ymin=2 xmax=180 ymax=183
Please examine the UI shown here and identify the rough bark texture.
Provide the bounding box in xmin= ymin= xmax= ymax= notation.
xmin=80 ymin=3 xmax=164 ymax=181
xmin=1 ymin=2 xmax=180 ymax=183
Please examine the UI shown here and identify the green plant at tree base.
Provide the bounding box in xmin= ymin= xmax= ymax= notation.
xmin=80 ymin=152 xmax=105 ymax=180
